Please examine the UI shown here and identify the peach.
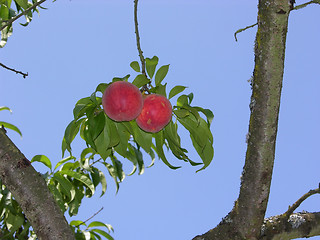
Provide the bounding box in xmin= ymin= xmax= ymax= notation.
xmin=136 ymin=94 xmax=172 ymax=133
xmin=102 ymin=81 xmax=143 ymax=121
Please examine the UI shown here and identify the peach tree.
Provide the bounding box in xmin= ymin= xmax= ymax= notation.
xmin=0 ymin=0 xmax=214 ymax=239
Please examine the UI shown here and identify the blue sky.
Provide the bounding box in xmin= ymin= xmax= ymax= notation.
xmin=1 ymin=1 xmax=320 ymax=239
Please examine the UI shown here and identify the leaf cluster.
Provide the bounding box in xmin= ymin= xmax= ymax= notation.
xmin=0 ymin=0 xmax=44 ymax=47
xmin=0 ymin=154 xmax=114 ymax=240
xmin=63 ymin=56 xmax=214 ymax=180
xmin=0 ymin=106 xmax=22 ymax=136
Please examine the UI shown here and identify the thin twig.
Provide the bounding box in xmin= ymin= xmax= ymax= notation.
xmin=234 ymin=23 xmax=257 ymax=42
xmin=0 ymin=62 xmax=28 ymax=78
xmin=293 ymin=0 xmax=320 ymax=10
xmin=74 ymin=207 xmax=104 ymax=228
xmin=0 ymin=0 xmax=47 ymax=32
xmin=84 ymin=207 xmax=104 ymax=224
xmin=134 ymin=0 xmax=146 ymax=76
xmin=284 ymin=187 xmax=320 ymax=218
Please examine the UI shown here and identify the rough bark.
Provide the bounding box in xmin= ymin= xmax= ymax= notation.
xmin=193 ymin=0 xmax=292 ymax=239
xmin=0 ymin=128 xmax=75 ymax=240
xmin=261 ymin=212 xmax=320 ymax=240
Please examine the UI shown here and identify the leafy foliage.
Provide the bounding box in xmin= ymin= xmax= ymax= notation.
xmin=0 ymin=0 xmax=44 ymax=47
xmin=63 ymin=56 xmax=214 ymax=181
xmin=0 ymin=154 xmax=114 ymax=240
xmin=0 ymin=106 xmax=22 ymax=136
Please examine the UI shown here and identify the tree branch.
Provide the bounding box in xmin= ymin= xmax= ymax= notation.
xmin=0 ymin=0 xmax=46 ymax=32
xmin=293 ymin=0 xmax=320 ymax=10
xmin=133 ymin=0 xmax=146 ymax=76
xmin=284 ymin=187 xmax=320 ymax=218
xmin=193 ymin=1 xmax=291 ymax=239
xmin=261 ymin=212 xmax=320 ymax=239
xmin=0 ymin=127 xmax=75 ymax=240
xmin=0 ymin=62 xmax=28 ymax=78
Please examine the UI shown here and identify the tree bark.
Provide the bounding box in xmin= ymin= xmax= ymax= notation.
xmin=193 ymin=0 xmax=292 ymax=239
xmin=0 ymin=128 xmax=75 ymax=240
xmin=261 ymin=212 xmax=320 ymax=240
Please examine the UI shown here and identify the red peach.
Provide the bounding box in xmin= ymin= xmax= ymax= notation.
xmin=136 ymin=94 xmax=172 ymax=133
xmin=102 ymin=81 xmax=143 ymax=122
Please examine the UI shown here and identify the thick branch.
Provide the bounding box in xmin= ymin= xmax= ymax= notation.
xmin=233 ymin=1 xmax=290 ymax=237
xmin=261 ymin=212 xmax=320 ymax=240
xmin=193 ymin=1 xmax=291 ymax=239
xmin=0 ymin=62 xmax=28 ymax=78
xmin=0 ymin=128 xmax=75 ymax=240
xmin=0 ymin=0 xmax=46 ymax=32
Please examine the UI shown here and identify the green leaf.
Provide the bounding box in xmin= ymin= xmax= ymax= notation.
xmin=130 ymin=61 xmax=140 ymax=72
xmin=73 ymin=97 xmax=97 ymax=120
xmin=111 ymin=157 xmax=125 ymax=182
xmin=124 ymin=145 xmax=138 ymax=176
xmin=68 ymin=189 xmax=83 ymax=216
xmin=180 ymin=105 xmax=201 ymax=124
xmin=178 ymin=116 xmax=214 ymax=171
xmin=187 ymin=93 xmax=194 ymax=104
xmin=0 ymin=23 xmax=12 ymax=48
xmin=60 ymin=161 xmax=80 ymax=171
xmin=147 ymin=148 xmax=156 ymax=168
xmin=129 ymin=144 xmax=144 ymax=175
xmin=98 ymin=170 xmax=107 ymax=197
xmin=176 ymin=95 xmax=189 ymax=107
xmin=88 ymin=221 xmax=113 ymax=232
xmin=5 ymin=212 xmax=24 ymax=232
xmin=81 ymin=120 xmax=96 ymax=150
xmin=0 ymin=121 xmax=22 ymax=137
xmin=90 ymin=168 xmax=107 ymax=197
xmin=94 ymin=120 xmax=111 ymax=160
xmin=169 ymin=85 xmax=187 ymax=99
xmin=53 ymin=173 xmax=76 ymax=202
xmin=14 ymin=0 xmax=28 ymax=9
xmin=105 ymin=117 xmax=120 ymax=148
xmin=194 ymin=136 xmax=214 ymax=172
xmin=130 ymin=121 xmax=152 ymax=153
xmin=194 ymin=107 xmax=214 ymax=127
xmin=54 ymin=156 xmax=76 ymax=170
xmin=132 ymin=74 xmax=149 ymax=88
xmin=0 ymin=106 xmax=12 ymax=112
xmin=70 ymin=220 xmax=85 ymax=227
xmin=62 ymin=118 xmax=84 ymax=156
xmin=112 ymin=74 xmax=130 ymax=82
xmin=145 ymin=56 xmax=159 ymax=79
xmin=95 ymin=83 xmax=109 ymax=94
xmin=155 ymin=64 xmax=169 ymax=86
xmin=31 ymin=155 xmax=52 ymax=170
xmin=0 ymin=5 xmax=9 ymax=20
xmin=104 ymin=163 xmax=120 ymax=193
xmin=114 ymin=122 xmax=131 ymax=157
xmin=59 ymin=170 xmax=95 ymax=195
xmin=154 ymin=131 xmax=180 ymax=169
xmin=173 ymin=109 xmax=190 ymax=118
xmin=178 ymin=115 xmax=206 ymax=148
xmin=150 ymin=83 xmax=167 ymax=97
xmin=90 ymin=229 xmax=114 ymax=240
xmin=88 ymin=112 xmax=105 ymax=141
xmin=163 ymin=121 xmax=189 ymax=161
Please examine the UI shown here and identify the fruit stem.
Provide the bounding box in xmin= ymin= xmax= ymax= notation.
xmin=134 ymin=0 xmax=147 ymax=77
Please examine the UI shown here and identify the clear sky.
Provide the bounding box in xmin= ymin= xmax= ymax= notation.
xmin=1 ymin=1 xmax=320 ymax=239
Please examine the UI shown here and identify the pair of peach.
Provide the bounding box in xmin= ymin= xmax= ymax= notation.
xmin=102 ymin=81 xmax=172 ymax=133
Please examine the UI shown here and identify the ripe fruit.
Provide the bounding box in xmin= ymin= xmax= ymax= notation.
xmin=136 ymin=94 xmax=172 ymax=133
xmin=102 ymin=81 xmax=143 ymax=122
